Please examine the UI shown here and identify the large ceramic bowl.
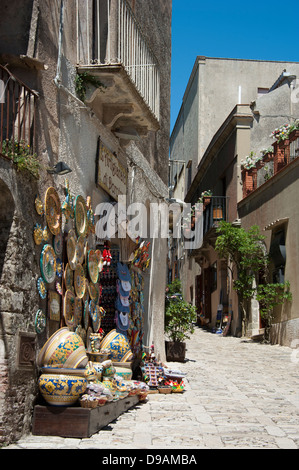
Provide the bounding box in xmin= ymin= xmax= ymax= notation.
xmin=38 ymin=371 xmax=87 ymax=406
xmin=100 ymin=329 xmax=133 ymax=363
xmin=37 ymin=327 xmax=88 ymax=369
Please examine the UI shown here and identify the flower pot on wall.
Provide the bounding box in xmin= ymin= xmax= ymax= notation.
xmin=289 ymin=129 xmax=299 ymax=142
xmin=165 ymin=341 xmax=186 ymax=362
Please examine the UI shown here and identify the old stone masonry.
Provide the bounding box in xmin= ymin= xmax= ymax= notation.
xmin=4 ymin=327 xmax=299 ymax=449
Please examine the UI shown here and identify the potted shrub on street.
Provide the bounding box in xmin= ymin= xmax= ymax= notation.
xmin=165 ymin=300 xmax=196 ymax=362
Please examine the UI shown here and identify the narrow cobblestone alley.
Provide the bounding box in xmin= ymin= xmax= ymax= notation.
xmin=4 ymin=327 xmax=299 ymax=450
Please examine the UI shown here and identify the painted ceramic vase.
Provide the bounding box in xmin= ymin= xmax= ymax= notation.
xmin=38 ymin=371 xmax=87 ymax=406
xmin=37 ymin=327 xmax=88 ymax=369
xmin=100 ymin=329 xmax=133 ymax=362
xmin=114 ymin=367 xmax=133 ymax=380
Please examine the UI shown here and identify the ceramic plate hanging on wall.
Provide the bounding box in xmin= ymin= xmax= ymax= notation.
xmin=53 ymin=232 xmax=63 ymax=257
xmin=35 ymin=196 xmax=44 ymax=216
xmin=74 ymin=264 xmax=86 ymax=299
xmin=74 ymin=297 xmax=83 ymax=326
xmin=45 ymin=187 xmax=62 ymax=236
xmin=63 ymin=290 xmax=75 ymax=327
xmin=56 ymin=258 xmax=63 ymax=278
xmin=76 ymin=236 xmax=85 ymax=265
xmin=67 ymin=230 xmax=77 ymax=270
xmin=88 ymin=281 xmax=99 ymax=301
xmin=33 ymin=223 xmax=43 ymax=245
xmin=40 ymin=244 xmax=57 ymax=284
xmin=87 ymin=250 xmax=99 ymax=284
xmin=37 ymin=277 xmax=47 ymax=299
xmin=74 ymin=195 xmax=88 ymax=238
xmin=64 ymin=263 xmax=74 ymax=292
xmin=83 ymin=299 xmax=89 ymax=330
xmin=35 ymin=309 xmax=46 ymax=334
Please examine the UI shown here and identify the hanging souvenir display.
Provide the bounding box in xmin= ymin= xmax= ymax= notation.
xmin=102 ymin=241 xmax=112 ymax=267
xmin=37 ymin=277 xmax=47 ymax=300
xmin=40 ymin=244 xmax=57 ymax=284
xmin=74 ymin=195 xmax=88 ymax=238
xmin=74 ymin=297 xmax=83 ymax=326
xmin=35 ymin=309 xmax=46 ymax=334
xmin=45 ymin=187 xmax=62 ymax=236
xmin=130 ymin=239 xmax=151 ymax=271
xmin=48 ymin=290 xmax=61 ymax=322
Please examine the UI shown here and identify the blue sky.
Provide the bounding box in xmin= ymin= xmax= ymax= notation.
xmin=170 ymin=0 xmax=299 ymax=133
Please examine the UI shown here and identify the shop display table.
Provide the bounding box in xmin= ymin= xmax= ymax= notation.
xmin=32 ymin=395 xmax=139 ymax=438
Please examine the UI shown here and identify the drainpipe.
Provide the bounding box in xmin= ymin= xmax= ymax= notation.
xmin=54 ymin=0 xmax=65 ymax=87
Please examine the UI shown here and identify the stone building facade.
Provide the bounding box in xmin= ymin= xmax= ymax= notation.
xmin=0 ymin=0 xmax=172 ymax=445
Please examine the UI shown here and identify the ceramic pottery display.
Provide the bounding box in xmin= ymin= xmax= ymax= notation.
xmin=38 ymin=371 xmax=87 ymax=406
xmin=40 ymin=244 xmax=57 ymax=284
xmin=74 ymin=297 xmax=83 ymax=326
xmin=37 ymin=327 xmax=88 ymax=369
xmin=100 ymin=329 xmax=133 ymax=362
xmin=76 ymin=236 xmax=85 ymax=264
xmin=33 ymin=223 xmax=43 ymax=245
xmin=74 ymin=195 xmax=88 ymax=238
xmin=45 ymin=187 xmax=62 ymax=235
xmin=114 ymin=367 xmax=133 ymax=380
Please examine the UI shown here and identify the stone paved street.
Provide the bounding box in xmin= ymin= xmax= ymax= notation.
xmin=4 ymin=327 xmax=299 ymax=449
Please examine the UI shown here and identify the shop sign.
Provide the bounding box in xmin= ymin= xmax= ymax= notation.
xmin=96 ymin=139 xmax=127 ymax=201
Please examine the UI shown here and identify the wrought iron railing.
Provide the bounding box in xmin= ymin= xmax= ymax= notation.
xmin=76 ymin=0 xmax=160 ymax=120
xmin=0 ymin=64 xmax=37 ymax=159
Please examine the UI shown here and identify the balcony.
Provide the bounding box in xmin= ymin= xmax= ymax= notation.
xmin=188 ymin=196 xmax=229 ymax=258
xmin=0 ymin=64 xmax=37 ymax=166
xmin=241 ymin=128 xmax=299 ymax=199
xmin=76 ymin=0 xmax=160 ymax=136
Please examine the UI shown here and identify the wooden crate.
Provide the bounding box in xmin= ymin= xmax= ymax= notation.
xmin=32 ymin=395 xmax=139 ymax=438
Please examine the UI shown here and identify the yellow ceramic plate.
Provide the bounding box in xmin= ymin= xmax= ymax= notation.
xmin=76 ymin=236 xmax=85 ymax=265
xmin=63 ymin=290 xmax=75 ymax=327
xmin=75 ymin=195 xmax=88 ymax=238
xmin=64 ymin=263 xmax=74 ymax=292
xmin=67 ymin=230 xmax=77 ymax=270
xmin=40 ymin=244 xmax=57 ymax=284
xmin=74 ymin=264 xmax=86 ymax=299
xmin=87 ymin=249 xmax=99 ymax=283
xmin=45 ymin=187 xmax=62 ymax=235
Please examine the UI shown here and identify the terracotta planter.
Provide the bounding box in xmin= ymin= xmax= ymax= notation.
xmin=165 ymin=341 xmax=186 ymax=362
xmin=289 ymin=129 xmax=299 ymax=142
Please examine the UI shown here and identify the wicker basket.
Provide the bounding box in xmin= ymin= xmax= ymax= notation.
xmin=158 ymin=387 xmax=172 ymax=394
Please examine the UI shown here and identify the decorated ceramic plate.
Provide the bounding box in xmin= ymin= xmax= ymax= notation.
xmin=37 ymin=277 xmax=47 ymax=299
xmin=74 ymin=297 xmax=83 ymax=326
xmin=33 ymin=223 xmax=43 ymax=245
xmin=74 ymin=264 xmax=86 ymax=299
xmin=95 ymin=249 xmax=104 ymax=273
xmin=56 ymin=258 xmax=63 ymax=278
xmin=89 ymin=300 xmax=99 ymax=332
xmin=35 ymin=309 xmax=46 ymax=334
xmin=83 ymin=299 xmax=89 ymax=330
xmin=87 ymin=250 xmax=99 ymax=284
xmin=74 ymin=195 xmax=88 ymax=238
xmin=64 ymin=263 xmax=74 ymax=292
xmin=63 ymin=290 xmax=75 ymax=327
xmin=88 ymin=281 xmax=99 ymax=302
xmin=35 ymin=195 xmax=44 ymax=216
xmin=76 ymin=236 xmax=85 ymax=265
xmin=67 ymin=230 xmax=77 ymax=270
xmin=75 ymin=324 xmax=86 ymax=345
xmin=53 ymin=232 xmax=63 ymax=257
xmin=45 ymin=187 xmax=62 ymax=235
xmin=40 ymin=244 xmax=57 ymax=284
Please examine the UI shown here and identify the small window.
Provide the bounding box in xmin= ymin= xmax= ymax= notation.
xmin=257 ymin=87 xmax=269 ymax=97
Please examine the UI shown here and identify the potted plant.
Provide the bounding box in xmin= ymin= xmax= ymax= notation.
xmin=165 ymin=299 xmax=197 ymax=362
